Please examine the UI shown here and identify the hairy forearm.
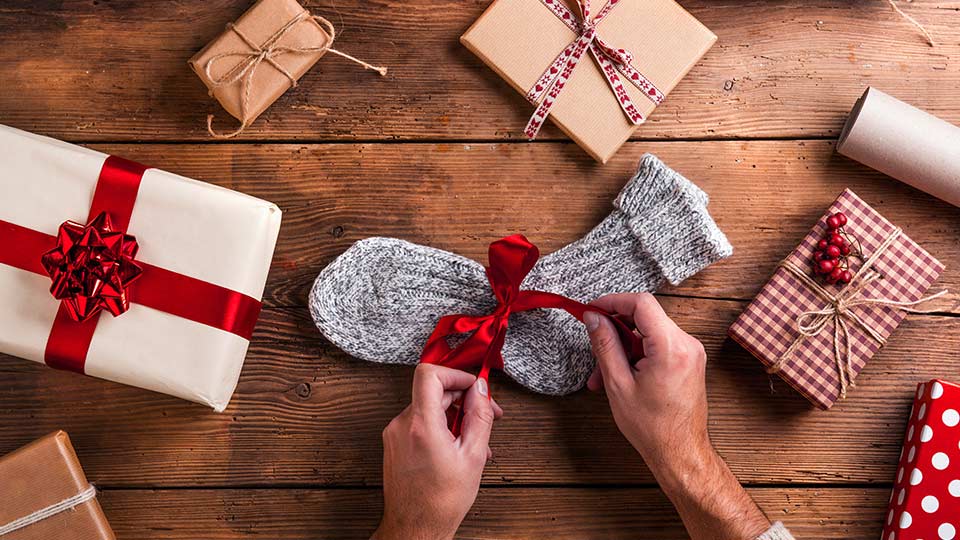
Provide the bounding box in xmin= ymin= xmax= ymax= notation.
xmin=648 ymin=443 xmax=771 ymax=540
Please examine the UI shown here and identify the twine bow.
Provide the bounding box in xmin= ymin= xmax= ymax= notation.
xmin=770 ymin=228 xmax=947 ymax=400
xmin=203 ymin=11 xmax=387 ymax=138
xmin=524 ymin=0 xmax=664 ymax=139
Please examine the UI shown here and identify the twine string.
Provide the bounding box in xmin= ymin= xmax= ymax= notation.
xmin=0 ymin=485 xmax=98 ymax=536
xmin=768 ymin=227 xmax=948 ymax=400
xmin=203 ymin=11 xmax=387 ymax=138
xmin=885 ymin=0 xmax=935 ymax=46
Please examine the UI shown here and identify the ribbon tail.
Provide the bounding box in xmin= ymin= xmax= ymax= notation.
xmin=524 ymin=31 xmax=594 ymax=139
xmin=591 ymin=47 xmax=644 ymax=125
xmin=513 ymin=290 xmax=643 ymax=362
xmin=446 ymin=330 xmax=506 ymax=438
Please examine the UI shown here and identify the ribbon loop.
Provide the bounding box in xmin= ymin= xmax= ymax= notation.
xmin=40 ymin=212 xmax=143 ymax=323
xmin=420 ymin=234 xmax=643 ymax=435
xmin=523 ymin=0 xmax=665 ymax=140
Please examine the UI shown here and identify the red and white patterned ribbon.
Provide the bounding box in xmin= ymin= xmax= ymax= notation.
xmin=524 ymin=0 xmax=665 ymax=139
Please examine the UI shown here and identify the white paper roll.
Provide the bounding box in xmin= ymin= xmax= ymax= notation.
xmin=837 ymin=87 xmax=960 ymax=208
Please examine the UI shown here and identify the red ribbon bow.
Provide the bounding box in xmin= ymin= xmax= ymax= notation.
xmin=41 ymin=212 xmax=143 ymax=322
xmin=420 ymin=235 xmax=642 ymax=435
xmin=524 ymin=0 xmax=665 ymax=139
xmin=0 ymin=155 xmax=263 ymax=374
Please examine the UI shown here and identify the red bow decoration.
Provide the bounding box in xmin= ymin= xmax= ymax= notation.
xmin=420 ymin=235 xmax=642 ymax=435
xmin=40 ymin=212 xmax=143 ymax=322
xmin=523 ymin=0 xmax=665 ymax=139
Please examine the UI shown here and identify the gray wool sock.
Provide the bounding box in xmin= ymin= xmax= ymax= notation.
xmin=309 ymin=154 xmax=733 ymax=396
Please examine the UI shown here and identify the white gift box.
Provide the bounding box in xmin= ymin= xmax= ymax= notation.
xmin=0 ymin=125 xmax=282 ymax=411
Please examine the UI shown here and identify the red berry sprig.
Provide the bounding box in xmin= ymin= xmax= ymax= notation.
xmin=811 ymin=212 xmax=861 ymax=285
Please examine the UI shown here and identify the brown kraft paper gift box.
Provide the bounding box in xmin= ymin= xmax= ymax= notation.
xmin=728 ymin=190 xmax=945 ymax=410
xmin=189 ymin=0 xmax=333 ymax=135
xmin=0 ymin=431 xmax=114 ymax=539
xmin=461 ymin=0 xmax=716 ymax=163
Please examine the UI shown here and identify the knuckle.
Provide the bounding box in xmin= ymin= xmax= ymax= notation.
xmin=382 ymin=417 xmax=400 ymax=441
xmin=634 ymin=291 xmax=657 ymax=307
xmin=472 ymin=405 xmax=496 ymax=425
xmin=690 ymin=338 xmax=706 ymax=362
xmin=414 ymin=362 xmax=435 ymax=378
xmin=406 ymin=416 xmax=429 ymax=441
xmin=468 ymin=446 xmax=489 ymax=466
xmin=592 ymin=332 xmax=621 ymax=357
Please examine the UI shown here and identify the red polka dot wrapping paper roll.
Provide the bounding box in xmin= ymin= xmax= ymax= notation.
xmin=882 ymin=380 xmax=960 ymax=540
xmin=728 ymin=189 xmax=945 ymax=409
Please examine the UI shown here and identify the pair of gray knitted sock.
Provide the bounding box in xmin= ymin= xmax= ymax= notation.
xmin=309 ymin=154 xmax=732 ymax=395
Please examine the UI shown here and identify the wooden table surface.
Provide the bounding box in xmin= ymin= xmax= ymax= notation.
xmin=2 ymin=1 xmax=959 ymax=538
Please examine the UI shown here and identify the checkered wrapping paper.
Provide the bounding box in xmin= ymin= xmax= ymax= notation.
xmin=729 ymin=189 xmax=945 ymax=409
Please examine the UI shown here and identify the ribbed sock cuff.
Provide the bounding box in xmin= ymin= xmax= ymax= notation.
xmin=616 ymin=154 xmax=733 ymax=286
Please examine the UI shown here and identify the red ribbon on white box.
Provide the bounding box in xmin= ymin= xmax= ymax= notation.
xmin=524 ymin=0 xmax=665 ymax=139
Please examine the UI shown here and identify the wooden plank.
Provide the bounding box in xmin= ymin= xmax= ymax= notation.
xmin=69 ymin=140 xmax=960 ymax=310
xmin=98 ymin=487 xmax=889 ymax=539
xmin=1 ymin=1 xmax=958 ymax=141
xmin=1 ymin=297 xmax=955 ymax=486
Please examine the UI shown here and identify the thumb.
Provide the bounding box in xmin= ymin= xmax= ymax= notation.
xmin=583 ymin=311 xmax=632 ymax=391
xmin=459 ymin=378 xmax=496 ymax=458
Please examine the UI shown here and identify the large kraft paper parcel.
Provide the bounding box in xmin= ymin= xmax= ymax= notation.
xmin=462 ymin=0 xmax=716 ymax=163
xmin=0 ymin=432 xmax=114 ymax=540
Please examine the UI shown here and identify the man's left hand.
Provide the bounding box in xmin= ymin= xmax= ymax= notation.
xmin=373 ymin=364 xmax=503 ymax=540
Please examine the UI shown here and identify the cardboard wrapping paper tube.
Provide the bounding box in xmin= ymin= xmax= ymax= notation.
xmin=837 ymin=87 xmax=960 ymax=208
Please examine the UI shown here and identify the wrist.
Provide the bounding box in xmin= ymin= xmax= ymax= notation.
xmin=372 ymin=517 xmax=455 ymax=540
xmin=645 ymin=438 xmax=771 ymax=539
xmin=643 ymin=434 xmax=720 ymax=497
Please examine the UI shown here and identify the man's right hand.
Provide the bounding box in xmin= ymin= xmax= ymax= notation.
xmin=584 ymin=292 xmax=711 ymax=478
xmin=583 ymin=293 xmax=772 ymax=540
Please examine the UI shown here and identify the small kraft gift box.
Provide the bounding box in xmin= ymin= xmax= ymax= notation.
xmin=729 ymin=189 xmax=945 ymax=410
xmin=0 ymin=125 xmax=282 ymax=411
xmin=190 ymin=0 xmax=386 ymax=138
xmin=0 ymin=431 xmax=114 ymax=539
xmin=461 ymin=0 xmax=716 ymax=163
xmin=882 ymin=380 xmax=960 ymax=540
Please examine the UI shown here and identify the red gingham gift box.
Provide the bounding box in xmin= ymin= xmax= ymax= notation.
xmin=729 ymin=189 xmax=944 ymax=409
xmin=882 ymin=380 xmax=960 ymax=540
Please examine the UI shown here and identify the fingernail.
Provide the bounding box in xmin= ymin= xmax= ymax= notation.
xmin=476 ymin=378 xmax=488 ymax=397
xmin=583 ymin=311 xmax=601 ymax=332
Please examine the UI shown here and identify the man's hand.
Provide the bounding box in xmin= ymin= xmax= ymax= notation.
xmin=373 ymin=364 xmax=503 ymax=540
xmin=584 ymin=293 xmax=771 ymax=540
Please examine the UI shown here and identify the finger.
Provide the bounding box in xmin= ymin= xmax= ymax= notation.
xmin=441 ymin=390 xmax=464 ymax=410
xmin=586 ymin=365 xmax=604 ymax=391
xmin=487 ymin=396 xmax=504 ymax=420
xmin=591 ymin=293 xmax=672 ymax=339
xmin=458 ymin=378 xmax=497 ymax=457
xmin=583 ymin=311 xmax=632 ymax=391
xmin=412 ymin=364 xmax=477 ymax=414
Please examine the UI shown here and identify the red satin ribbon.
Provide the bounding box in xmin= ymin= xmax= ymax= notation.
xmin=420 ymin=235 xmax=642 ymax=435
xmin=0 ymin=155 xmax=262 ymax=373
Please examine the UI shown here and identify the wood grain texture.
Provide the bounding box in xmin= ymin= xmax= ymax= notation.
xmin=3 ymin=2 xmax=958 ymax=536
xmin=65 ymin=140 xmax=960 ymax=310
xmin=0 ymin=1 xmax=958 ymax=141
xmin=2 ymin=296 xmax=955 ymax=487
xmin=97 ymin=487 xmax=889 ymax=539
